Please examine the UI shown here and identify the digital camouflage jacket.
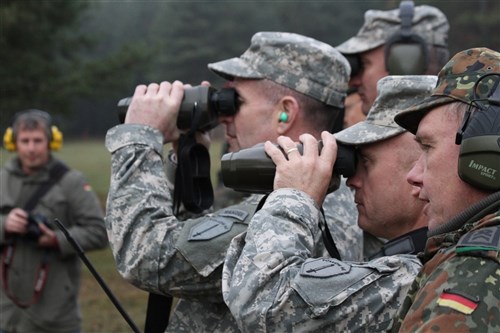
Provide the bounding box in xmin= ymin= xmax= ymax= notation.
xmin=105 ymin=124 xmax=362 ymax=332
xmin=223 ymin=188 xmax=422 ymax=333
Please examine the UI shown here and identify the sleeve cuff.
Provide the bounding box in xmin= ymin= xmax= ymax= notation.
xmin=264 ymin=188 xmax=321 ymax=212
xmin=105 ymin=124 xmax=164 ymax=155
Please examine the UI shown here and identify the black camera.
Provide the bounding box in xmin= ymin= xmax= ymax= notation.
xmin=117 ymin=86 xmax=239 ymax=131
xmin=220 ymin=141 xmax=357 ymax=193
xmin=25 ymin=213 xmax=49 ymax=241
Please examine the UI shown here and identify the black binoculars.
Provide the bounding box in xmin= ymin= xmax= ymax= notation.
xmin=117 ymin=85 xmax=239 ymax=131
xmin=220 ymin=142 xmax=357 ymax=193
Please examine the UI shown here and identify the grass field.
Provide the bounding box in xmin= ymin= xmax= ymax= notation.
xmin=1 ymin=138 xmax=225 ymax=333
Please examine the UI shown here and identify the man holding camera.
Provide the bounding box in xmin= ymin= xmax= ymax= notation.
xmin=222 ymin=75 xmax=436 ymax=332
xmin=105 ymin=31 xmax=361 ymax=332
xmin=0 ymin=109 xmax=108 ymax=333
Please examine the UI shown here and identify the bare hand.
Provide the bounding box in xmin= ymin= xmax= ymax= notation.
xmin=37 ymin=222 xmax=59 ymax=249
xmin=264 ymin=131 xmax=338 ymax=206
xmin=4 ymin=208 xmax=29 ymax=235
xmin=171 ymin=81 xmax=213 ymax=153
xmin=125 ymin=81 xmax=184 ymax=143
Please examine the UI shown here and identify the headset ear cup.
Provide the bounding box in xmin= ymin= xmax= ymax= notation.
xmin=458 ymin=100 xmax=500 ymax=191
xmin=384 ymin=0 xmax=428 ymax=75
xmin=385 ymin=40 xmax=427 ymax=75
xmin=3 ymin=127 xmax=16 ymax=152
xmin=50 ymin=126 xmax=63 ymax=151
xmin=458 ymin=135 xmax=500 ymax=191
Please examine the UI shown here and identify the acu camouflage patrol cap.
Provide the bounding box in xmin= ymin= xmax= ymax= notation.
xmin=336 ymin=5 xmax=449 ymax=55
xmin=336 ymin=75 xmax=437 ymax=145
xmin=207 ymin=31 xmax=350 ymax=108
xmin=395 ymin=47 xmax=500 ymax=134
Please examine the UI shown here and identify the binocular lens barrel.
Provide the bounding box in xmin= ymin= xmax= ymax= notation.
xmin=221 ymin=142 xmax=357 ymax=193
xmin=117 ymin=86 xmax=239 ymax=131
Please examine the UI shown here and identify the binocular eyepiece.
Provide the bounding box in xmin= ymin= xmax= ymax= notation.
xmin=117 ymin=86 xmax=239 ymax=131
xmin=220 ymin=141 xmax=357 ymax=193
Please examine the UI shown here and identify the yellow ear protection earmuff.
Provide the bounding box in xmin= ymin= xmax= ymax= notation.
xmin=456 ymin=73 xmax=500 ymax=191
xmin=279 ymin=112 xmax=289 ymax=123
xmin=3 ymin=109 xmax=63 ymax=152
xmin=3 ymin=127 xmax=16 ymax=152
xmin=49 ymin=125 xmax=63 ymax=151
xmin=384 ymin=0 xmax=428 ymax=75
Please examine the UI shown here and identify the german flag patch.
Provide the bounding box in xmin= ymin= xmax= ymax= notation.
xmin=437 ymin=289 xmax=479 ymax=314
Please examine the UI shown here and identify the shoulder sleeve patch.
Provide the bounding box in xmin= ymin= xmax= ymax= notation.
xmin=300 ymin=258 xmax=351 ymax=278
xmin=176 ymin=203 xmax=254 ymax=276
xmin=187 ymin=208 xmax=250 ymax=241
xmin=292 ymin=256 xmax=418 ymax=318
xmin=188 ymin=217 xmax=233 ymax=241
xmin=456 ymin=225 xmax=500 ymax=254
xmin=292 ymin=260 xmax=377 ymax=314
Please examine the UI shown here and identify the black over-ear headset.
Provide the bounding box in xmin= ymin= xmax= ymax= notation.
xmin=385 ymin=0 xmax=428 ymax=75
xmin=456 ymin=73 xmax=500 ymax=191
xmin=3 ymin=109 xmax=63 ymax=152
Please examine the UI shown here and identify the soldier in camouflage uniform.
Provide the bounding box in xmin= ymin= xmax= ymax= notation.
xmin=337 ymin=75 xmax=437 ymax=261
xmin=389 ymin=47 xmax=500 ymax=332
xmin=222 ymin=75 xmax=437 ymax=332
xmin=104 ymin=32 xmax=361 ymax=332
xmin=337 ymin=1 xmax=450 ymax=257
xmin=337 ymin=2 xmax=449 ymax=119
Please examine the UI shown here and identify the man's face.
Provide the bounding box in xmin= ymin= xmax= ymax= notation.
xmin=350 ymin=46 xmax=389 ymax=115
xmin=343 ymin=92 xmax=365 ymax=128
xmin=15 ymin=127 xmax=50 ymax=175
xmin=346 ymin=133 xmax=425 ymax=240
xmin=406 ymin=105 xmax=488 ymax=230
xmin=218 ymin=79 xmax=279 ymax=152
